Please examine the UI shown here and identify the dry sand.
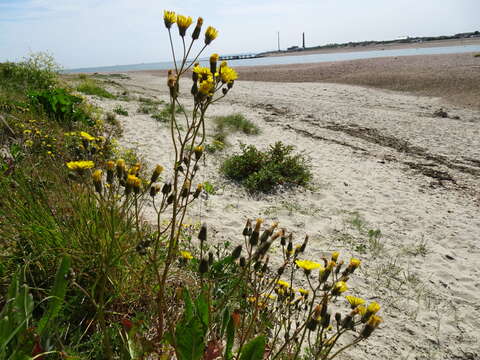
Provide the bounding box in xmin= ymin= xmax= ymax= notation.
xmin=84 ymin=66 xmax=480 ymax=360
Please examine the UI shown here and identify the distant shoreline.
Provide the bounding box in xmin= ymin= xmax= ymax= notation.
xmin=261 ymin=37 xmax=480 ymax=58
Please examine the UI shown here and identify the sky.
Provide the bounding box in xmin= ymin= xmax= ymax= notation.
xmin=0 ymin=0 xmax=479 ymax=69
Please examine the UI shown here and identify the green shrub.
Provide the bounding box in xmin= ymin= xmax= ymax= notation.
xmin=221 ymin=141 xmax=312 ymax=193
xmin=113 ymin=105 xmax=128 ymax=116
xmin=28 ymin=88 xmax=93 ymax=126
xmin=214 ymin=113 xmax=260 ymax=135
xmin=77 ymin=79 xmax=115 ymax=98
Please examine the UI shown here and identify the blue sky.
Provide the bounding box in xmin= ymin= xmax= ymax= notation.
xmin=0 ymin=0 xmax=479 ymax=69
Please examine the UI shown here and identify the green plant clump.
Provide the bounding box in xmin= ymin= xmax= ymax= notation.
xmin=152 ymin=103 xmax=183 ymax=122
xmin=221 ymin=141 xmax=312 ymax=193
xmin=113 ymin=105 xmax=129 ymax=116
xmin=76 ymin=79 xmax=115 ymax=98
xmin=214 ymin=113 xmax=260 ymax=135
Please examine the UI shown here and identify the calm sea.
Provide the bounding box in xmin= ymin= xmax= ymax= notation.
xmin=65 ymin=44 xmax=480 ymax=74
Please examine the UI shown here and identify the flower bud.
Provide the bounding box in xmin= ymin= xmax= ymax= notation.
xmin=198 ymin=223 xmax=207 ymax=242
xmin=210 ymin=53 xmax=219 ymax=75
xmin=360 ymin=315 xmax=382 ymax=338
xmin=306 ymin=318 xmax=318 ymax=331
xmin=239 ymin=257 xmax=246 ymax=267
xmin=151 ymin=164 xmax=164 ymax=183
xmin=106 ymin=160 xmax=115 ymax=184
xmin=193 ymin=145 xmax=204 ymax=161
xmin=167 ymin=193 xmax=175 ymax=205
xmin=191 ymin=17 xmax=203 ymax=40
xmin=92 ymin=169 xmax=102 ymax=193
xmin=193 ymin=183 xmax=203 ymax=199
xmin=199 ymin=258 xmax=209 ymax=274
xmin=116 ymin=159 xmax=126 ymax=178
xmin=150 ymin=184 xmax=161 ymax=197
xmin=208 ymin=251 xmax=214 ymax=265
xmin=232 ymin=245 xmax=242 ymax=259
xmin=162 ymin=182 xmax=172 ymax=195
xmin=242 ymin=219 xmax=252 ymax=236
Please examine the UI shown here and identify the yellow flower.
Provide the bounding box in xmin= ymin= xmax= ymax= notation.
xmin=220 ymin=66 xmax=238 ymax=84
xmin=331 ymin=251 xmax=340 ymax=262
xmin=106 ymin=160 xmax=115 ymax=171
xmin=210 ymin=53 xmax=219 ymax=62
xmin=367 ymin=302 xmax=381 ymax=314
xmin=151 ymin=164 xmax=164 ymax=182
xmin=193 ymin=66 xmax=212 ymax=80
xmin=298 ymin=288 xmax=309 ymax=296
xmin=127 ymin=174 xmax=141 ymax=188
xmin=349 ymin=258 xmax=361 ymax=268
xmin=360 ymin=315 xmax=383 ymax=338
xmin=180 ymin=250 xmax=193 ymax=260
xmin=332 ymin=281 xmax=348 ymax=295
xmin=66 ymin=160 xmax=95 ymax=171
xmin=79 ymin=131 xmax=96 ymax=141
xmin=163 ymin=10 xmax=176 ymax=29
xmin=25 ymin=140 xmax=34 ymax=147
xmin=295 ymin=259 xmax=322 ymax=271
xmin=23 ymin=129 xmax=32 ymax=135
xmin=355 ymin=305 xmax=367 ymax=316
xmin=92 ymin=169 xmax=102 ymax=182
xmin=277 ymin=280 xmax=290 ymax=288
xmin=346 ymin=295 xmax=365 ymax=308
xmin=205 ymin=26 xmax=218 ymax=45
xmin=198 ymin=76 xmax=214 ymax=96
xmin=177 ymin=14 xmax=192 ymax=36
xmin=261 ymin=293 xmax=276 ymax=300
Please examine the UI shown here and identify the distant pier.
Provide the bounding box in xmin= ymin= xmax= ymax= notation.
xmin=219 ymin=53 xmax=263 ymax=61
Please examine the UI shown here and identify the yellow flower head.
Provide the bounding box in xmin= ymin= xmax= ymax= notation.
xmin=210 ymin=53 xmax=219 ymax=62
xmin=198 ymin=76 xmax=215 ymax=96
xmin=355 ymin=305 xmax=367 ymax=316
xmin=277 ymin=280 xmax=290 ymax=288
xmin=25 ymin=140 xmax=34 ymax=147
xmin=332 ymin=281 xmax=348 ymax=295
xmin=205 ymin=26 xmax=218 ymax=45
xmin=346 ymin=295 xmax=365 ymax=308
xmin=163 ymin=10 xmax=176 ymax=29
xmin=23 ymin=129 xmax=32 ymax=135
xmin=295 ymin=259 xmax=322 ymax=271
xmin=298 ymin=288 xmax=309 ymax=296
xmin=367 ymin=314 xmax=383 ymax=328
xmin=106 ymin=160 xmax=115 ymax=171
xmin=80 ymin=131 xmax=96 ymax=141
xmin=220 ymin=66 xmax=238 ymax=84
xmin=349 ymin=258 xmax=361 ymax=268
xmin=180 ymin=250 xmax=193 ymax=260
xmin=331 ymin=251 xmax=340 ymax=262
xmin=367 ymin=302 xmax=381 ymax=314
xmin=127 ymin=174 xmax=142 ymax=189
xmin=193 ymin=66 xmax=212 ymax=81
xmin=66 ymin=160 xmax=95 ymax=171
xmin=177 ymin=14 xmax=192 ymax=36
xmin=92 ymin=169 xmax=102 ymax=183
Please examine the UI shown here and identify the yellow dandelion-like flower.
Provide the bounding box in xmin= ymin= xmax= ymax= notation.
xmin=361 ymin=315 xmax=383 ymax=338
xmin=346 ymin=295 xmax=365 ymax=308
xmin=220 ymin=66 xmax=238 ymax=84
xmin=355 ymin=305 xmax=367 ymax=316
xmin=79 ymin=131 xmax=96 ymax=141
xmin=180 ymin=250 xmax=193 ymax=260
xmin=23 ymin=129 xmax=32 ymax=135
xmin=205 ymin=26 xmax=218 ymax=45
xmin=198 ymin=76 xmax=215 ymax=96
xmin=25 ymin=140 xmax=34 ymax=147
xmin=295 ymin=259 xmax=322 ymax=271
xmin=261 ymin=293 xmax=276 ymax=300
xmin=92 ymin=169 xmax=103 ymax=183
xmin=332 ymin=281 xmax=348 ymax=295
xmin=193 ymin=66 xmax=212 ymax=80
xmin=349 ymin=258 xmax=361 ymax=268
xmin=367 ymin=302 xmax=381 ymax=314
xmin=106 ymin=160 xmax=115 ymax=171
xmin=163 ymin=10 xmax=176 ymax=29
xmin=177 ymin=14 xmax=192 ymax=36
xmin=298 ymin=288 xmax=309 ymax=296
xmin=127 ymin=174 xmax=141 ymax=187
xmin=331 ymin=251 xmax=340 ymax=262
xmin=66 ymin=160 xmax=95 ymax=171
xmin=277 ymin=280 xmax=290 ymax=288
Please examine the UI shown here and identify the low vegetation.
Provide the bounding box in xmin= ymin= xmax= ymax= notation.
xmin=76 ymin=78 xmax=116 ymax=98
xmin=214 ymin=113 xmax=260 ymax=135
xmin=151 ymin=103 xmax=183 ymax=122
xmin=221 ymin=141 xmax=313 ymax=193
xmin=113 ymin=104 xmax=129 ymax=116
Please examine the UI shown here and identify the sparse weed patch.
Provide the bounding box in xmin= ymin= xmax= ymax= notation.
xmin=113 ymin=105 xmax=128 ymax=116
xmin=151 ymin=103 xmax=183 ymax=122
xmin=77 ymin=78 xmax=115 ymax=98
xmin=221 ymin=141 xmax=312 ymax=193
xmin=214 ymin=113 xmax=260 ymax=135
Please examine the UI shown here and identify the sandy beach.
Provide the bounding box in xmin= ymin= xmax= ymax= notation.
xmin=81 ymin=53 xmax=480 ymax=359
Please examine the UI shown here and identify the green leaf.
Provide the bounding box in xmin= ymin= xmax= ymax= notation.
xmin=37 ymin=255 xmax=71 ymax=335
xmin=173 ymin=291 xmax=210 ymax=360
xmin=239 ymin=335 xmax=266 ymax=360
xmin=224 ymin=314 xmax=235 ymax=360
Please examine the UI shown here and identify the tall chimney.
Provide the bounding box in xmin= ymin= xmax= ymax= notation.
xmin=302 ymin=32 xmax=305 ymax=48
